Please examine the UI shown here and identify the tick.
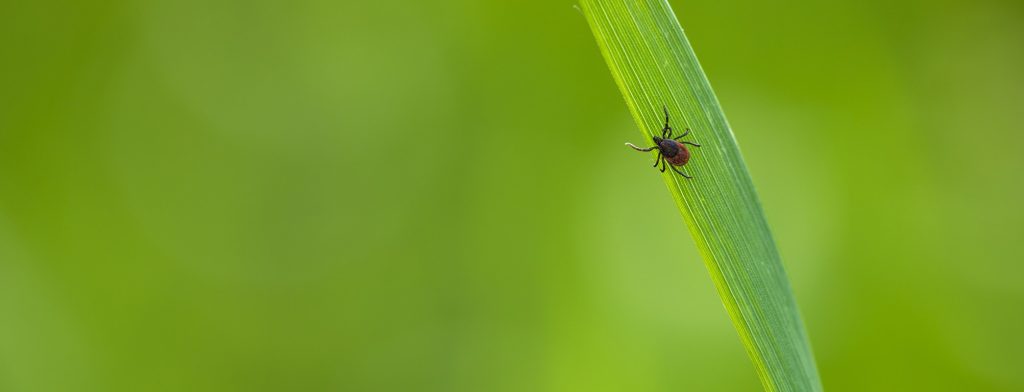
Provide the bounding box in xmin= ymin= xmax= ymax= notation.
xmin=625 ymin=106 xmax=701 ymax=179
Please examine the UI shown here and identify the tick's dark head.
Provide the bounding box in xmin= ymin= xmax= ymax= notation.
xmin=654 ymin=137 xmax=680 ymax=156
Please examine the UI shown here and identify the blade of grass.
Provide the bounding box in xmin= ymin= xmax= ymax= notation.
xmin=579 ymin=1 xmax=822 ymax=390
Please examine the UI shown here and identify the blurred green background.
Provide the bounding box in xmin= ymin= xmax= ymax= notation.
xmin=2 ymin=0 xmax=1023 ymax=390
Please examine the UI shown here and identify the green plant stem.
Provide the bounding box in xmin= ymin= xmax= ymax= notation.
xmin=579 ymin=1 xmax=823 ymax=390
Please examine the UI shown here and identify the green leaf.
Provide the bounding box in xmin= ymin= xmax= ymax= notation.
xmin=579 ymin=1 xmax=823 ymax=390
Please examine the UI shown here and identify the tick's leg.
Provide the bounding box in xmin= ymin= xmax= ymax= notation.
xmin=659 ymin=158 xmax=667 ymax=172
xmin=652 ymin=152 xmax=662 ymax=167
xmin=662 ymin=105 xmax=673 ymax=138
xmin=626 ymin=142 xmax=658 ymax=152
xmin=670 ymin=165 xmax=692 ymax=179
xmin=673 ymin=128 xmax=691 ymax=139
xmin=681 ymin=141 xmax=700 ymax=147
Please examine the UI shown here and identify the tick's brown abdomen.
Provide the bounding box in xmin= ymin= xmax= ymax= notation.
xmin=664 ymin=141 xmax=691 ymax=166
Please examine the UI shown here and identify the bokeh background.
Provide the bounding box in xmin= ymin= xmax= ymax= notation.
xmin=2 ymin=0 xmax=1023 ymax=390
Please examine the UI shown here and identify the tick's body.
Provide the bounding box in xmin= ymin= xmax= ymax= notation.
xmin=626 ymin=106 xmax=700 ymax=178
xmin=657 ymin=138 xmax=691 ymax=166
